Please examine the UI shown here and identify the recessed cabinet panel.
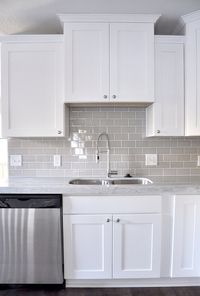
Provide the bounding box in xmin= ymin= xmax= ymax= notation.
xmin=64 ymin=23 xmax=109 ymax=102
xmin=63 ymin=215 xmax=112 ymax=279
xmin=110 ymin=23 xmax=154 ymax=102
xmin=113 ymin=214 xmax=161 ymax=278
xmin=1 ymin=41 xmax=65 ymax=137
xmin=171 ymin=196 xmax=200 ymax=277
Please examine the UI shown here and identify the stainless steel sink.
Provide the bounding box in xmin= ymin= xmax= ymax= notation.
xmin=69 ymin=179 xmax=103 ymax=185
xmin=69 ymin=177 xmax=153 ymax=185
xmin=110 ymin=178 xmax=153 ymax=185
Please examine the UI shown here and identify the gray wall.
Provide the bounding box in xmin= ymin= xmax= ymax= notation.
xmin=8 ymin=107 xmax=200 ymax=183
xmin=1 ymin=0 xmax=200 ymax=35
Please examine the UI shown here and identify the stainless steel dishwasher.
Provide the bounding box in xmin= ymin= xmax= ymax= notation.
xmin=0 ymin=194 xmax=63 ymax=284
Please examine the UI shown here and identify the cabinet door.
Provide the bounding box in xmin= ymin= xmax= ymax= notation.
xmin=1 ymin=41 xmax=65 ymax=137
xmin=113 ymin=214 xmax=161 ymax=278
xmin=63 ymin=214 xmax=112 ymax=279
xmin=0 ymin=42 xmax=2 ymax=138
xmin=171 ymin=196 xmax=200 ymax=277
xmin=110 ymin=23 xmax=154 ymax=102
xmin=146 ymin=39 xmax=184 ymax=137
xmin=185 ymin=20 xmax=200 ymax=136
xmin=64 ymin=23 xmax=109 ymax=102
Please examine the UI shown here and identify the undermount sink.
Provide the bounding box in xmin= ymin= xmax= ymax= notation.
xmin=69 ymin=177 xmax=153 ymax=185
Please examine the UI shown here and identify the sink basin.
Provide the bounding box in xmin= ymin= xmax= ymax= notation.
xmin=69 ymin=177 xmax=153 ymax=185
xmin=69 ymin=179 xmax=103 ymax=185
xmin=110 ymin=178 xmax=153 ymax=185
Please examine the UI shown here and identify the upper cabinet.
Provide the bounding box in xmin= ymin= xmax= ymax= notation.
xmin=59 ymin=14 xmax=160 ymax=103
xmin=110 ymin=23 xmax=155 ymax=102
xmin=182 ymin=11 xmax=200 ymax=136
xmin=1 ymin=36 xmax=66 ymax=138
xmin=64 ymin=23 xmax=109 ymax=102
xmin=146 ymin=36 xmax=184 ymax=137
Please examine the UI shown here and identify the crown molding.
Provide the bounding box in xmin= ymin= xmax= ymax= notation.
xmin=0 ymin=34 xmax=64 ymax=43
xmin=57 ymin=14 xmax=161 ymax=24
xmin=182 ymin=10 xmax=200 ymax=24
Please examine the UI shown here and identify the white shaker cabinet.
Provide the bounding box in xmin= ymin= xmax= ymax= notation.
xmin=60 ymin=14 xmax=160 ymax=103
xmin=64 ymin=213 xmax=161 ymax=280
xmin=110 ymin=23 xmax=154 ymax=102
xmin=1 ymin=36 xmax=66 ymax=137
xmin=171 ymin=195 xmax=200 ymax=277
xmin=64 ymin=23 xmax=109 ymax=102
xmin=63 ymin=214 xmax=112 ymax=279
xmin=113 ymin=214 xmax=161 ymax=278
xmin=182 ymin=12 xmax=200 ymax=136
xmin=146 ymin=36 xmax=184 ymax=137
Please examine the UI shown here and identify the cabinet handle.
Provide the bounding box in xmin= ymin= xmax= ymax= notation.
xmin=106 ymin=218 xmax=110 ymax=223
xmin=112 ymin=95 xmax=117 ymax=99
xmin=103 ymin=95 xmax=108 ymax=99
xmin=58 ymin=130 xmax=62 ymax=135
xmin=116 ymin=218 xmax=120 ymax=223
xmin=157 ymin=130 xmax=160 ymax=134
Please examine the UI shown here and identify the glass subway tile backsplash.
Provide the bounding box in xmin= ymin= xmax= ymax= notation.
xmin=8 ymin=107 xmax=200 ymax=183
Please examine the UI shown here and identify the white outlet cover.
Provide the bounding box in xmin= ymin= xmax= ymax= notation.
xmin=145 ymin=154 xmax=158 ymax=166
xmin=10 ymin=155 xmax=22 ymax=167
xmin=197 ymin=156 xmax=200 ymax=166
xmin=53 ymin=155 xmax=61 ymax=167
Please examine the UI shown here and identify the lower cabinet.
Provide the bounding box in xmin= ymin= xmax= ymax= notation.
xmin=64 ymin=215 xmax=112 ymax=279
xmin=171 ymin=195 xmax=200 ymax=277
xmin=113 ymin=214 xmax=161 ymax=278
xmin=64 ymin=213 xmax=161 ymax=279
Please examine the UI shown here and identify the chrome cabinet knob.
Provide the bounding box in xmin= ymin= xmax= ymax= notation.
xmin=157 ymin=130 xmax=160 ymax=134
xmin=103 ymin=95 xmax=108 ymax=99
xmin=106 ymin=218 xmax=111 ymax=223
xmin=116 ymin=218 xmax=120 ymax=223
xmin=58 ymin=130 xmax=62 ymax=135
xmin=112 ymin=95 xmax=117 ymax=99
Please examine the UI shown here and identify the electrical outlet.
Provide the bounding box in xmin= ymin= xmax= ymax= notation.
xmin=10 ymin=155 xmax=22 ymax=167
xmin=145 ymin=154 xmax=157 ymax=166
xmin=53 ymin=155 xmax=61 ymax=167
xmin=197 ymin=156 xmax=200 ymax=166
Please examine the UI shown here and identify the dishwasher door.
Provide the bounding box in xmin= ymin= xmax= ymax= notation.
xmin=0 ymin=208 xmax=63 ymax=284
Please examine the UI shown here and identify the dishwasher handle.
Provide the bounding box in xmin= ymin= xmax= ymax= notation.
xmin=0 ymin=195 xmax=61 ymax=208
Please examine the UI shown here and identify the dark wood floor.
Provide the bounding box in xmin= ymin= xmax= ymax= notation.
xmin=0 ymin=286 xmax=200 ymax=296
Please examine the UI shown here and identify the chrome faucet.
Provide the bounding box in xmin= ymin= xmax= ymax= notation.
xmin=96 ymin=132 xmax=110 ymax=178
xmin=96 ymin=132 xmax=117 ymax=178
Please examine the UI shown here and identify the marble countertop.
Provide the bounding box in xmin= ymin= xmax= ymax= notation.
xmin=0 ymin=177 xmax=200 ymax=196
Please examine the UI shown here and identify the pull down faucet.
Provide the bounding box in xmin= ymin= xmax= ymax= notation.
xmin=96 ymin=132 xmax=117 ymax=178
xmin=96 ymin=132 xmax=110 ymax=178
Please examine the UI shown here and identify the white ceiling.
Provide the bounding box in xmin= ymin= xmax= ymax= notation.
xmin=0 ymin=0 xmax=200 ymax=35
